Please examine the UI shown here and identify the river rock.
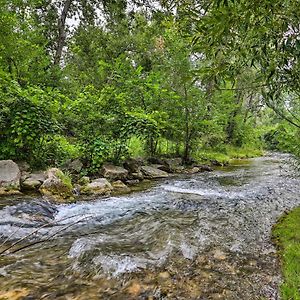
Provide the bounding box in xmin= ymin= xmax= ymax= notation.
xmin=39 ymin=168 xmax=74 ymax=201
xmin=125 ymin=179 xmax=140 ymax=185
xmin=0 ymin=160 xmax=21 ymax=194
xmin=150 ymin=164 xmax=168 ymax=172
xmin=127 ymin=171 xmax=144 ymax=181
xmin=163 ymin=158 xmax=182 ymax=173
xmin=184 ymin=167 xmax=200 ymax=174
xmin=82 ymin=178 xmax=113 ymax=195
xmin=21 ymin=172 xmax=46 ymax=190
xmin=101 ymin=164 xmax=128 ymax=180
xmin=195 ymin=164 xmax=213 ymax=172
xmin=123 ymin=158 xmax=144 ymax=173
xmin=112 ymin=180 xmax=131 ymax=194
xmin=141 ymin=166 xmax=169 ymax=179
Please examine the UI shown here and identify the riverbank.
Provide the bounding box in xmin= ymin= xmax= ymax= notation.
xmin=272 ymin=207 xmax=300 ymax=300
xmin=0 ymin=146 xmax=263 ymax=201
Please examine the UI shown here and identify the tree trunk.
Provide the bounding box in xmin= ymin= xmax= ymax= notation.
xmin=54 ymin=0 xmax=72 ymax=66
xmin=183 ymin=85 xmax=190 ymax=163
xmin=226 ymin=91 xmax=242 ymax=144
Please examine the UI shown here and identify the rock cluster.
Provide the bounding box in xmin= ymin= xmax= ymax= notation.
xmin=0 ymin=157 xmax=213 ymax=202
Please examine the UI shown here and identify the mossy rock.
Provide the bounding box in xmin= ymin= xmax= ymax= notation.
xmin=39 ymin=168 xmax=74 ymax=202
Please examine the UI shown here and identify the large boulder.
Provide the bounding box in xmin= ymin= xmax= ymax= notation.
xmin=140 ymin=166 xmax=169 ymax=179
xmin=101 ymin=164 xmax=128 ymax=181
xmin=0 ymin=160 xmax=21 ymax=194
xmin=21 ymin=172 xmax=46 ymax=190
xmin=82 ymin=178 xmax=113 ymax=195
xmin=39 ymin=168 xmax=74 ymax=202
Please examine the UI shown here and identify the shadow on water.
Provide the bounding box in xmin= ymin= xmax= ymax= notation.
xmin=0 ymin=153 xmax=299 ymax=299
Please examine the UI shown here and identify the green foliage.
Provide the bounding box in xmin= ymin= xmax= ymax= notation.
xmin=273 ymin=207 xmax=300 ymax=300
xmin=82 ymin=138 xmax=110 ymax=173
xmin=40 ymin=135 xmax=81 ymax=168
xmin=55 ymin=169 xmax=73 ymax=191
xmin=263 ymin=123 xmax=300 ymax=156
xmin=0 ymin=82 xmax=59 ymax=166
xmin=1 ymin=0 xmax=297 ymax=173
xmin=195 ymin=145 xmax=263 ymax=165
xmin=188 ymin=0 xmax=300 ymax=130
xmin=127 ymin=136 xmax=146 ymax=158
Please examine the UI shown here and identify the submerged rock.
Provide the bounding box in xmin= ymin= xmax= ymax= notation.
xmin=0 ymin=160 xmax=21 ymax=195
xmin=10 ymin=200 xmax=58 ymax=222
xmin=39 ymin=168 xmax=74 ymax=202
xmin=101 ymin=164 xmax=128 ymax=181
xmin=141 ymin=166 xmax=169 ymax=179
xmin=82 ymin=178 xmax=113 ymax=195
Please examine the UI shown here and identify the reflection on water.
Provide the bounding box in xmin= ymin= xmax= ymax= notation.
xmin=0 ymin=153 xmax=299 ymax=299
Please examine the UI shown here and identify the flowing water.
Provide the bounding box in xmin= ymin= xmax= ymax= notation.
xmin=0 ymin=153 xmax=300 ymax=299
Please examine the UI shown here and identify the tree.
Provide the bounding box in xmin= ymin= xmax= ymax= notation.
xmin=184 ymin=0 xmax=300 ymax=128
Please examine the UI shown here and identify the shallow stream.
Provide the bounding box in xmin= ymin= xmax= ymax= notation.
xmin=0 ymin=153 xmax=300 ymax=299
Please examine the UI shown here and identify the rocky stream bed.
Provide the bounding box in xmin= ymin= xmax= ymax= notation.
xmin=0 ymin=153 xmax=300 ymax=299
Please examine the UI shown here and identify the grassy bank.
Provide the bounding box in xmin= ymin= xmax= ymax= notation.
xmin=195 ymin=146 xmax=264 ymax=165
xmin=272 ymin=207 xmax=300 ymax=300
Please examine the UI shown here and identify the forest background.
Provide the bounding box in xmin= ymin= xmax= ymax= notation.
xmin=1 ymin=0 xmax=299 ymax=174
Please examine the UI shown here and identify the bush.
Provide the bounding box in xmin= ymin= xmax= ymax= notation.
xmin=0 ymin=95 xmax=57 ymax=164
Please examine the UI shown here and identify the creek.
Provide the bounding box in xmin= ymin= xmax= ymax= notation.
xmin=0 ymin=153 xmax=299 ymax=299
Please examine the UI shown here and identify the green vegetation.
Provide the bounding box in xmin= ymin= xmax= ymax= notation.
xmin=196 ymin=146 xmax=264 ymax=165
xmin=55 ymin=169 xmax=73 ymax=191
xmin=273 ymin=207 xmax=300 ymax=300
xmin=0 ymin=0 xmax=299 ymax=175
